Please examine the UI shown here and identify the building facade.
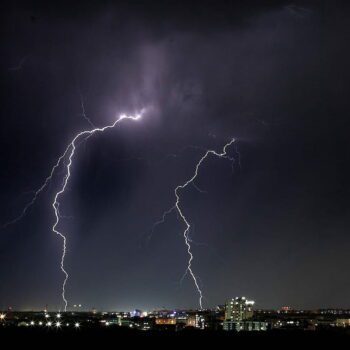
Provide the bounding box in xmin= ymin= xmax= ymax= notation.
xmin=223 ymin=297 xmax=268 ymax=331
xmin=225 ymin=297 xmax=254 ymax=322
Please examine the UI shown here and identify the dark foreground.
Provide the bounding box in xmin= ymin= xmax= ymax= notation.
xmin=1 ymin=326 xmax=350 ymax=346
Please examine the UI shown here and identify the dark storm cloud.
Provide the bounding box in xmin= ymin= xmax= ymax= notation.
xmin=0 ymin=1 xmax=349 ymax=311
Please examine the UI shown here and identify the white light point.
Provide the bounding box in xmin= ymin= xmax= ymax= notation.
xmin=74 ymin=322 xmax=80 ymax=328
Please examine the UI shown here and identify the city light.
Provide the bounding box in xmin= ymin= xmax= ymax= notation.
xmin=0 ymin=313 xmax=6 ymax=320
xmin=4 ymin=298 xmax=350 ymax=333
xmin=56 ymin=313 xmax=61 ymax=319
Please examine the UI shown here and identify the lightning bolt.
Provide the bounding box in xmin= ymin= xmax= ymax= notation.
xmin=52 ymin=112 xmax=144 ymax=311
xmin=153 ymin=138 xmax=235 ymax=309
xmin=4 ymin=110 xmax=144 ymax=311
xmin=2 ymin=95 xmax=96 ymax=230
xmin=2 ymin=154 xmax=68 ymax=229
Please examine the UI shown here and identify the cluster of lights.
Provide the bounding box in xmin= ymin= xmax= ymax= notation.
xmin=10 ymin=312 xmax=82 ymax=329
xmin=42 ymin=321 xmax=79 ymax=328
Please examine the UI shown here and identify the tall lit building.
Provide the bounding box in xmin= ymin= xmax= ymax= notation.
xmin=225 ymin=297 xmax=254 ymax=322
xmin=223 ymin=297 xmax=268 ymax=331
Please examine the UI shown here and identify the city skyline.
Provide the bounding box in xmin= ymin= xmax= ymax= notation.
xmin=1 ymin=295 xmax=350 ymax=334
xmin=2 ymin=299 xmax=350 ymax=314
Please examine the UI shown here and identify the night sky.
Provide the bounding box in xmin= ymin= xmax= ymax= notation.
xmin=1 ymin=1 xmax=349 ymax=311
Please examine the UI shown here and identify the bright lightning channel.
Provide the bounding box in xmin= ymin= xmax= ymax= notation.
xmin=2 ymin=158 xmax=65 ymax=229
xmin=153 ymin=138 xmax=235 ymax=310
xmin=4 ymin=110 xmax=144 ymax=311
xmin=53 ymin=112 xmax=143 ymax=311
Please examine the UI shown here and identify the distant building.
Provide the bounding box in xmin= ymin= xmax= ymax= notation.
xmin=131 ymin=309 xmax=142 ymax=317
xmin=223 ymin=297 xmax=268 ymax=331
xmin=224 ymin=320 xmax=268 ymax=331
xmin=279 ymin=306 xmax=292 ymax=313
xmin=195 ymin=314 xmax=206 ymax=329
xmin=336 ymin=319 xmax=350 ymax=327
xmin=186 ymin=315 xmax=196 ymax=327
xmin=185 ymin=313 xmax=206 ymax=329
xmin=224 ymin=297 xmax=254 ymax=322
xmin=155 ymin=318 xmax=176 ymax=325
